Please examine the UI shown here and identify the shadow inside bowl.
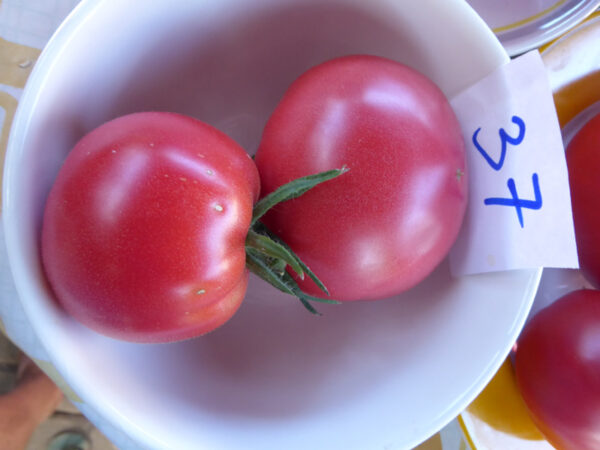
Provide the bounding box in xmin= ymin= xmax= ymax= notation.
xmin=86 ymin=260 xmax=455 ymax=420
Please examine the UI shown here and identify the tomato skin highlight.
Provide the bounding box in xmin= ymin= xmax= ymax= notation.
xmin=254 ymin=55 xmax=467 ymax=301
xmin=566 ymin=112 xmax=600 ymax=289
xmin=41 ymin=112 xmax=259 ymax=342
xmin=514 ymin=289 xmax=600 ymax=450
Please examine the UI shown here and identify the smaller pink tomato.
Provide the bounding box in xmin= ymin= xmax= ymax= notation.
xmin=42 ymin=112 xmax=344 ymax=342
xmin=42 ymin=112 xmax=260 ymax=343
xmin=514 ymin=289 xmax=600 ymax=450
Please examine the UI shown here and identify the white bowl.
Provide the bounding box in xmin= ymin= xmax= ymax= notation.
xmin=3 ymin=0 xmax=540 ymax=448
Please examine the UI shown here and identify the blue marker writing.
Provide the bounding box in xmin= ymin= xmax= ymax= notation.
xmin=473 ymin=115 xmax=526 ymax=171
xmin=484 ymin=173 xmax=542 ymax=228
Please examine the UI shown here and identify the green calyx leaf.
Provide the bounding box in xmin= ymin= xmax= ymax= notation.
xmin=245 ymin=248 xmax=339 ymax=315
xmin=251 ymin=166 xmax=348 ymax=226
xmin=245 ymin=167 xmax=348 ymax=313
xmin=245 ymin=229 xmax=305 ymax=279
xmin=252 ymin=222 xmax=329 ymax=296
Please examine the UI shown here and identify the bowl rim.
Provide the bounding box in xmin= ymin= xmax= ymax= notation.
xmin=2 ymin=0 xmax=541 ymax=448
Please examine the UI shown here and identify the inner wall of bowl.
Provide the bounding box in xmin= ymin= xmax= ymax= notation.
xmin=23 ymin=0 xmax=506 ymax=164
xmin=5 ymin=0 xmax=529 ymax=449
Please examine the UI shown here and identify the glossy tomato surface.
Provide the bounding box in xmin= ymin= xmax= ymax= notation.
xmin=566 ymin=112 xmax=600 ymax=289
xmin=515 ymin=289 xmax=600 ymax=450
xmin=42 ymin=112 xmax=259 ymax=342
xmin=254 ymin=55 xmax=467 ymax=301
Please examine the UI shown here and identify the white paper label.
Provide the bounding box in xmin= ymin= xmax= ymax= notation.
xmin=449 ymin=51 xmax=579 ymax=276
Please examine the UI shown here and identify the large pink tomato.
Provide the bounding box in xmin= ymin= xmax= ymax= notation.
xmin=42 ymin=112 xmax=259 ymax=342
xmin=254 ymin=55 xmax=467 ymax=301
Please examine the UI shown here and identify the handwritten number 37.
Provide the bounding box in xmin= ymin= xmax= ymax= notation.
xmin=472 ymin=115 xmax=542 ymax=228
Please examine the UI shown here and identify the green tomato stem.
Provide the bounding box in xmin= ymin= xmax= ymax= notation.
xmin=246 ymin=167 xmax=348 ymax=313
xmin=245 ymin=248 xmax=338 ymax=315
xmin=252 ymin=222 xmax=329 ymax=296
xmin=245 ymin=229 xmax=304 ymax=279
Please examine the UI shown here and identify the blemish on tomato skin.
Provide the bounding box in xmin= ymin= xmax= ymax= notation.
xmin=180 ymin=177 xmax=187 ymax=182
xmin=455 ymin=168 xmax=464 ymax=182
xmin=196 ymin=289 xmax=206 ymax=295
xmin=111 ymin=149 xmax=117 ymax=154
xmin=206 ymin=169 xmax=214 ymax=176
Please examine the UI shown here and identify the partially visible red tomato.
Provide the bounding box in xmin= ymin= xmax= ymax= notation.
xmin=514 ymin=289 xmax=600 ymax=450
xmin=42 ymin=112 xmax=260 ymax=343
xmin=566 ymin=112 xmax=600 ymax=288
xmin=254 ymin=55 xmax=467 ymax=301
